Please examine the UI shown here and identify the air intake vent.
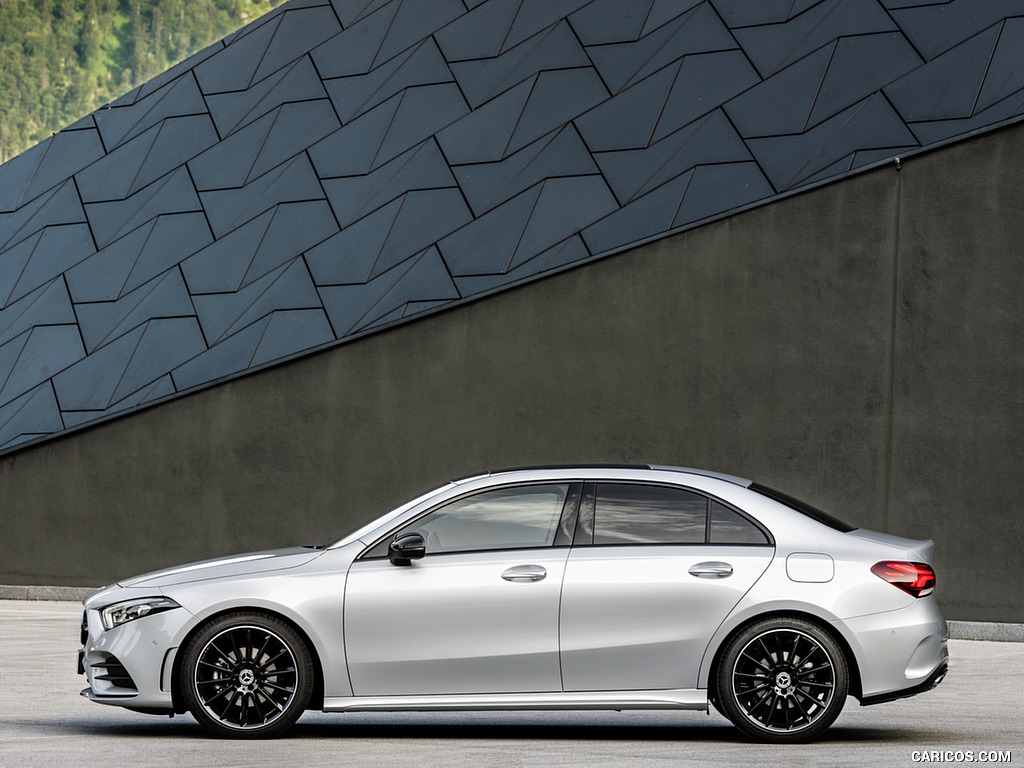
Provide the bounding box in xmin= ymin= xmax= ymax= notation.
xmin=91 ymin=657 xmax=137 ymax=691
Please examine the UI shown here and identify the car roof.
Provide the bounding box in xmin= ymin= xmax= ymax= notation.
xmin=456 ymin=465 xmax=752 ymax=487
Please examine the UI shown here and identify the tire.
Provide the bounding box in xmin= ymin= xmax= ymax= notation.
xmin=715 ymin=616 xmax=849 ymax=743
xmin=180 ymin=611 xmax=314 ymax=738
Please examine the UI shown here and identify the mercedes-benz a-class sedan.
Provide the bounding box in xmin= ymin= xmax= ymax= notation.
xmin=79 ymin=466 xmax=948 ymax=742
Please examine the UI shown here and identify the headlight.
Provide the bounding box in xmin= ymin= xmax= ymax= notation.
xmin=100 ymin=597 xmax=181 ymax=630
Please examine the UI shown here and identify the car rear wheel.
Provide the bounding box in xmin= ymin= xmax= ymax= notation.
xmin=716 ymin=617 xmax=849 ymax=742
xmin=181 ymin=612 xmax=314 ymax=738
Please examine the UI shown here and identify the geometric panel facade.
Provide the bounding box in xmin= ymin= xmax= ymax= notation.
xmin=1 ymin=0 xmax=1023 ymax=453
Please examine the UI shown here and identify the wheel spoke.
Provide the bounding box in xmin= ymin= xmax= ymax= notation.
xmin=261 ymin=679 xmax=296 ymax=695
xmin=253 ymin=692 xmax=270 ymax=723
xmin=240 ymin=690 xmax=252 ymax=724
xmin=748 ymin=688 xmax=774 ymax=714
xmin=206 ymin=641 xmax=232 ymax=668
xmin=790 ymin=632 xmax=801 ymax=664
xmin=255 ymin=633 xmax=273 ymax=665
xmin=228 ymin=632 xmax=242 ymax=666
xmin=196 ymin=677 xmax=230 ymax=687
xmin=796 ymin=643 xmax=819 ymax=668
xmin=198 ymin=658 xmax=231 ymax=673
xmin=200 ymin=683 xmax=232 ymax=705
xmin=740 ymin=650 xmax=772 ymax=673
xmin=800 ymin=663 xmax=833 ymax=677
xmin=217 ymin=688 xmax=237 ymax=720
xmin=263 ymin=692 xmax=287 ymax=713
xmin=799 ymin=679 xmax=834 ymax=689
xmin=795 ymin=686 xmax=824 ymax=708
xmin=767 ymin=693 xmax=783 ymax=728
xmin=773 ymin=631 xmax=789 ymax=664
xmin=258 ymin=648 xmax=292 ymax=671
xmin=791 ymin=689 xmax=812 ymax=723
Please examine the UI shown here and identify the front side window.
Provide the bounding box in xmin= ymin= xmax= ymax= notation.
xmin=368 ymin=483 xmax=571 ymax=557
xmin=593 ymin=483 xmax=707 ymax=545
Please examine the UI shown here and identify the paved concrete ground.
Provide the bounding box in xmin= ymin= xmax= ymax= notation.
xmin=1 ymin=600 xmax=1020 ymax=768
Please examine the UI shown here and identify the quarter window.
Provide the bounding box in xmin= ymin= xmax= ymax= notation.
xmin=593 ymin=483 xmax=706 ymax=545
xmin=710 ymin=501 xmax=770 ymax=544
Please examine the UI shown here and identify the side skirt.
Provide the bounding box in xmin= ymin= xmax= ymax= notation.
xmin=323 ymin=689 xmax=708 ymax=713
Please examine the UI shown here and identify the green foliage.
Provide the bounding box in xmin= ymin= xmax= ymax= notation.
xmin=0 ymin=0 xmax=287 ymax=164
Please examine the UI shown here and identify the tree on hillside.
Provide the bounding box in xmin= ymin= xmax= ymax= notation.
xmin=0 ymin=0 xmax=286 ymax=164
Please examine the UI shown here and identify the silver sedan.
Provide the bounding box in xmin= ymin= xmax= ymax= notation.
xmin=78 ymin=466 xmax=948 ymax=742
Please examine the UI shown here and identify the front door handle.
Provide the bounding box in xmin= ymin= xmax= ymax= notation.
xmin=688 ymin=561 xmax=733 ymax=579
xmin=501 ymin=565 xmax=547 ymax=583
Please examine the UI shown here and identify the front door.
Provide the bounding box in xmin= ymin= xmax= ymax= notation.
xmin=344 ymin=482 xmax=578 ymax=696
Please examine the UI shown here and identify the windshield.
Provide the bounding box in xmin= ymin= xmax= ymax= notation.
xmin=326 ymin=481 xmax=457 ymax=549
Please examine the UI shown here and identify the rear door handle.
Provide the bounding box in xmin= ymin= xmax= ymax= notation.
xmin=688 ymin=561 xmax=733 ymax=579
xmin=501 ymin=565 xmax=547 ymax=583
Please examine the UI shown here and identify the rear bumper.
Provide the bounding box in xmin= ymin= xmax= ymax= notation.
xmin=860 ymin=661 xmax=948 ymax=706
xmin=839 ymin=597 xmax=948 ymax=702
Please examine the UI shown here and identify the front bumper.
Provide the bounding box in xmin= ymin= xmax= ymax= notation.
xmin=78 ymin=601 xmax=192 ymax=712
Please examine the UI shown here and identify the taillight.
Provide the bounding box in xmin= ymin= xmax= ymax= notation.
xmin=871 ymin=561 xmax=936 ymax=598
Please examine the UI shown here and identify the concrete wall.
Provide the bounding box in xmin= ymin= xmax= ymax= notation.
xmin=2 ymin=123 xmax=1021 ymax=622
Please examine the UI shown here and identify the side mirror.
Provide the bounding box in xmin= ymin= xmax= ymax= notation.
xmin=388 ymin=532 xmax=426 ymax=566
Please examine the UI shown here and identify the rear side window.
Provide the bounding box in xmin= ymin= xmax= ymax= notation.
xmin=593 ymin=484 xmax=706 ymax=545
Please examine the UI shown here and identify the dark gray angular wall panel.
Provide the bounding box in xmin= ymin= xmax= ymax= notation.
xmin=0 ymin=325 xmax=84 ymax=406
xmin=76 ymin=269 xmax=195 ymax=353
xmin=0 ymin=181 xmax=86 ymax=254
xmin=0 ymin=280 xmax=77 ymax=346
xmin=0 ymin=130 xmax=105 ymax=213
xmin=323 ymin=39 xmax=453 ymax=124
xmin=206 ymin=57 xmax=328 ymax=137
xmin=0 ymin=385 xmax=63 ymax=450
xmin=1 ymin=0 xmax=1024 ymax=453
xmin=449 ymin=22 xmax=589 ymax=107
xmin=587 ymin=4 xmax=735 ymax=94
xmin=94 ymin=75 xmax=209 ymax=151
xmin=0 ymin=223 xmax=95 ymax=306
xmin=454 ymin=126 xmax=598 ymax=216
xmin=321 ymin=141 xmax=455 ymax=226
xmin=84 ymin=167 xmax=202 ymax=247
xmin=887 ymin=0 xmax=1021 ymax=58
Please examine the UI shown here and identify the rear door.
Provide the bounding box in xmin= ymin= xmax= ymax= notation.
xmin=559 ymin=482 xmax=774 ymax=691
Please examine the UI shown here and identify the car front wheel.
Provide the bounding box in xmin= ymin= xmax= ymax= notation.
xmin=715 ymin=616 xmax=849 ymax=742
xmin=180 ymin=611 xmax=314 ymax=738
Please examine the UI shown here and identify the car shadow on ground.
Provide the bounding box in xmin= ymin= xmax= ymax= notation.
xmin=60 ymin=714 xmax=948 ymax=744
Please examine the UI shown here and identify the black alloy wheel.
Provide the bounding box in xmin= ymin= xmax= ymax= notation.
xmin=716 ymin=617 xmax=849 ymax=742
xmin=181 ymin=612 xmax=314 ymax=738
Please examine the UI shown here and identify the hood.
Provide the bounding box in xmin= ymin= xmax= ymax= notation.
xmin=115 ymin=547 xmax=323 ymax=589
xmin=846 ymin=529 xmax=935 ymax=562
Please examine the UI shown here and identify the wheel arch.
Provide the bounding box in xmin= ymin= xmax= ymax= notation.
xmin=705 ymin=609 xmax=863 ymax=707
xmin=170 ymin=607 xmax=326 ymax=715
